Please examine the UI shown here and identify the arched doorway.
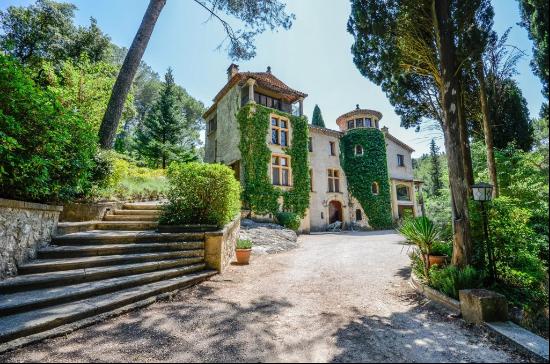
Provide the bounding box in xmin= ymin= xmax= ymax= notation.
xmin=328 ymin=200 xmax=343 ymax=224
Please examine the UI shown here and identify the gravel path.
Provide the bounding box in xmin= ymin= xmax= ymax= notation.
xmin=1 ymin=231 xmax=528 ymax=362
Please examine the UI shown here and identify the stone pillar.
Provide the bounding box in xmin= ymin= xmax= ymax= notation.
xmin=390 ymin=179 xmax=399 ymax=219
xmin=298 ymin=97 xmax=304 ymax=116
xmin=247 ymin=79 xmax=255 ymax=104
xmin=204 ymin=217 xmax=240 ymax=273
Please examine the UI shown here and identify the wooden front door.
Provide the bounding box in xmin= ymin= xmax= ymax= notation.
xmin=329 ymin=200 xmax=343 ymax=224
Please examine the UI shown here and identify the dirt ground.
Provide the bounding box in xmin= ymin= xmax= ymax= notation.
xmin=0 ymin=231 xmax=529 ymax=362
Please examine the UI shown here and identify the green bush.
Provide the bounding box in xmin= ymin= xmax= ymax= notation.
xmin=236 ymin=239 xmax=253 ymax=249
xmin=429 ymin=265 xmax=486 ymax=299
xmin=0 ymin=54 xmax=97 ymax=202
xmin=276 ymin=211 xmax=301 ymax=231
xmin=430 ymin=241 xmax=452 ymax=256
xmin=160 ymin=162 xmax=241 ymax=227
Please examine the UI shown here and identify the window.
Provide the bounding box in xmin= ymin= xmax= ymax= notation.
xmin=271 ymin=115 xmax=290 ymax=146
xmin=356 ymin=118 xmax=364 ymax=128
xmin=397 ymin=185 xmax=410 ymax=201
xmin=272 ymin=154 xmax=291 ymax=186
xmin=308 ymin=137 xmax=313 ymax=152
xmin=255 ymin=92 xmax=281 ymax=110
xmin=365 ymin=117 xmax=373 ymax=127
xmin=208 ymin=116 xmax=217 ymax=134
xmin=309 ymin=169 xmax=314 ymax=191
xmin=371 ymin=182 xmax=379 ymax=195
xmin=356 ymin=209 xmax=363 ymax=221
xmin=328 ymin=169 xmax=341 ymax=192
xmin=329 ymin=141 xmax=336 ymax=156
xmin=347 ymin=120 xmax=354 ymax=129
xmin=397 ymin=154 xmax=405 ymax=167
xmin=355 ymin=145 xmax=364 ymax=156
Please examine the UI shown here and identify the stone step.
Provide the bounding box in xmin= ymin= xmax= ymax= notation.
xmin=18 ymin=250 xmax=204 ymax=274
xmin=38 ymin=241 xmax=204 ymax=259
xmin=52 ymin=230 xmax=205 ymax=245
xmin=103 ymin=215 xmax=158 ymax=222
xmin=113 ymin=209 xmax=161 ymax=216
xmin=0 ymin=270 xmax=216 ymax=344
xmin=94 ymin=221 xmax=158 ymax=231
xmin=0 ymin=264 xmax=206 ymax=316
xmin=122 ymin=203 xmax=163 ymax=210
xmin=0 ymin=258 xmax=204 ymax=294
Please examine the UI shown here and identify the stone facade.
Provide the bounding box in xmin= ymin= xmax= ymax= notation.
xmin=204 ymin=65 xmax=424 ymax=232
xmin=0 ymin=198 xmax=63 ymax=279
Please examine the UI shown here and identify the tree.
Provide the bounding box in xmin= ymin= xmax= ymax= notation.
xmin=429 ymin=139 xmax=443 ymax=196
xmin=99 ymin=0 xmax=295 ymax=148
xmin=135 ymin=68 xmax=198 ymax=168
xmin=311 ymin=104 xmax=326 ymax=127
xmin=347 ymin=0 xmax=496 ymax=266
xmin=0 ymin=0 xmax=111 ymax=66
xmin=517 ymin=0 xmax=549 ymax=105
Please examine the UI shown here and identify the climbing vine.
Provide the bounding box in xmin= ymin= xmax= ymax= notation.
xmin=237 ymin=104 xmax=310 ymax=217
xmin=340 ymin=128 xmax=393 ymax=229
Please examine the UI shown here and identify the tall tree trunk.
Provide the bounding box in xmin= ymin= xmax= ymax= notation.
xmin=476 ymin=60 xmax=499 ymax=198
xmin=98 ymin=0 xmax=166 ymax=149
xmin=458 ymin=80 xmax=474 ymax=190
xmin=433 ymin=0 xmax=472 ymax=268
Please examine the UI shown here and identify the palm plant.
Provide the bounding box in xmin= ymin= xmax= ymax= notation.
xmin=399 ymin=217 xmax=440 ymax=281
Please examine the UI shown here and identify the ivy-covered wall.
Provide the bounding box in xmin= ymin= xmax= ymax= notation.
xmin=340 ymin=128 xmax=393 ymax=228
xmin=237 ymin=104 xmax=310 ymax=217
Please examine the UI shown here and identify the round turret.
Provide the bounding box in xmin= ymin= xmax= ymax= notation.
xmin=336 ymin=105 xmax=383 ymax=132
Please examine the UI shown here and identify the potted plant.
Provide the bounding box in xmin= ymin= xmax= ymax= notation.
xmin=428 ymin=241 xmax=451 ymax=267
xmin=236 ymin=239 xmax=253 ymax=265
xmin=399 ymin=217 xmax=440 ymax=282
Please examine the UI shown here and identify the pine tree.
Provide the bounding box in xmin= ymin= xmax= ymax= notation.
xmin=429 ymin=139 xmax=443 ymax=196
xmin=311 ymin=104 xmax=325 ymax=127
xmin=135 ymin=68 xmax=197 ymax=168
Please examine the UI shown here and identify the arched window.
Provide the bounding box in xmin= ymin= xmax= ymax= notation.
xmin=355 ymin=145 xmax=363 ymax=156
xmin=356 ymin=209 xmax=362 ymax=221
xmin=397 ymin=185 xmax=411 ymax=201
xmin=371 ymin=182 xmax=379 ymax=195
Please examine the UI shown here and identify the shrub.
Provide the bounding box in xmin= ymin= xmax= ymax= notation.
xmin=429 ymin=265 xmax=485 ymax=299
xmin=430 ymin=241 xmax=452 ymax=256
xmin=0 ymin=54 xmax=97 ymax=202
xmin=236 ymin=239 xmax=253 ymax=250
xmin=276 ymin=211 xmax=301 ymax=231
xmin=160 ymin=162 xmax=241 ymax=227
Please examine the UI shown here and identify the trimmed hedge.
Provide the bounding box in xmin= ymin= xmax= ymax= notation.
xmin=160 ymin=162 xmax=241 ymax=227
xmin=0 ymin=54 xmax=97 ymax=202
xmin=276 ymin=211 xmax=301 ymax=231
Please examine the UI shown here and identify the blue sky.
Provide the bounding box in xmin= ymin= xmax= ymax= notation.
xmin=2 ymin=0 xmax=545 ymax=157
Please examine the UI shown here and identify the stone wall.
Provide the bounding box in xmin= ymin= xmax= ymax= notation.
xmin=0 ymin=198 xmax=63 ymax=279
xmin=59 ymin=201 xmax=122 ymax=222
xmin=204 ymin=216 xmax=240 ymax=273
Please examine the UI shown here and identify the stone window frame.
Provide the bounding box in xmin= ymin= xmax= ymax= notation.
xmin=355 ymin=145 xmax=364 ymax=156
xmin=208 ymin=115 xmax=217 ymax=135
xmin=327 ymin=169 xmax=341 ymax=193
xmin=271 ymin=153 xmax=292 ymax=187
xmin=371 ymin=181 xmax=380 ymax=195
xmin=329 ymin=141 xmax=336 ymax=156
xmin=309 ymin=168 xmax=314 ymax=192
xmin=356 ymin=209 xmax=363 ymax=221
xmin=396 ymin=184 xmax=411 ymax=201
xmin=271 ymin=114 xmax=290 ymax=147
xmin=397 ymin=154 xmax=405 ymax=167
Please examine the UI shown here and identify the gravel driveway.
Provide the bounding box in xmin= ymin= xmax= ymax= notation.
xmin=1 ymin=231 xmax=527 ymax=362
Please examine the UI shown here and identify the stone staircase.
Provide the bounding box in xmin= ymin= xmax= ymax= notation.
xmin=0 ymin=202 xmax=216 ymax=350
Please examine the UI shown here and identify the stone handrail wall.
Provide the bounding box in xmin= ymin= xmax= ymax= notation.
xmin=204 ymin=216 xmax=240 ymax=273
xmin=0 ymin=198 xmax=63 ymax=279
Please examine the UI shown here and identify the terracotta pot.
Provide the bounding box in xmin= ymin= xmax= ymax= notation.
xmin=236 ymin=249 xmax=252 ymax=265
xmin=428 ymin=254 xmax=448 ymax=267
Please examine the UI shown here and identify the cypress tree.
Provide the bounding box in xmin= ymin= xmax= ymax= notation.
xmin=135 ymin=68 xmax=196 ymax=168
xmin=429 ymin=139 xmax=443 ymax=196
xmin=311 ymin=104 xmax=325 ymax=127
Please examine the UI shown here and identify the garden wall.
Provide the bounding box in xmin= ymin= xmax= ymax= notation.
xmin=204 ymin=216 xmax=240 ymax=273
xmin=0 ymin=198 xmax=63 ymax=279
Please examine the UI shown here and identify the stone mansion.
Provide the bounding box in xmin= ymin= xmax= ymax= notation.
xmin=203 ymin=64 xmax=424 ymax=232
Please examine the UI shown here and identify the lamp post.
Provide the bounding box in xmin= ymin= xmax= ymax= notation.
xmin=471 ymin=182 xmax=496 ymax=281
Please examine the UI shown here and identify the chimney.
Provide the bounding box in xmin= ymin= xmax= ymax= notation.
xmin=381 ymin=126 xmax=389 ymax=133
xmin=266 ymin=66 xmax=272 ymax=74
xmin=227 ymin=63 xmax=239 ymax=80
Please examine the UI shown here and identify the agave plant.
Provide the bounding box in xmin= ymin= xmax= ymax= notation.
xmin=399 ymin=217 xmax=440 ymax=281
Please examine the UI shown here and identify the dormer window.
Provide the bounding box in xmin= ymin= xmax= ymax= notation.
xmin=271 ymin=115 xmax=289 ymax=146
